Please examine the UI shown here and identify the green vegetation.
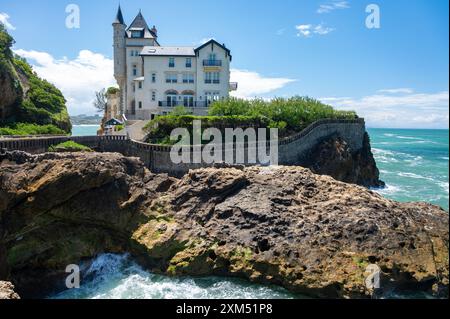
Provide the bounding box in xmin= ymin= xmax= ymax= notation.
xmin=209 ymin=97 xmax=357 ymax=133
xmin=106 ymin=87 xmax=120 ymax=95
xmin=0 ymin=24 xmax=71 ymax=134
xmin=143 ymin=97 xmax=357 ymax=144
xmin=0 ymin=123 xmax=66 ymax=136
xmin=48 ymin=141 xmax=92 ymax=153
xmin=115 ymin=124 xmax=124 ymax=132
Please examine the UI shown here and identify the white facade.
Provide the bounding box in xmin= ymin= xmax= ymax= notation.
xmin=112 ymin=7 xmax=236 ymax=120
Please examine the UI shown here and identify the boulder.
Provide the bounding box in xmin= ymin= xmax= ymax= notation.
xmin=0 ymin=151 xmax=447 ymax=298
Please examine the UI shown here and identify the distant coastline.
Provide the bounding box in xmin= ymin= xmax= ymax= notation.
xmin=70 ymin=114 xmax=102 ymax=126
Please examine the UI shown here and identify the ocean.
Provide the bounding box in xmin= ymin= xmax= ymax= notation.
xmin=71 ymin=125 xmax=100 ymax=137
xmin=57 ymin=127 xmax=448 ymax=299
xmin=368 ymin=128 xmax=449 ymax=212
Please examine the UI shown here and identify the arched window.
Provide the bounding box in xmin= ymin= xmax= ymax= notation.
xmin=182 ymin=91 xmax=195 ymax=107
xmin=165 ymin=90 xmax=178 ymax=107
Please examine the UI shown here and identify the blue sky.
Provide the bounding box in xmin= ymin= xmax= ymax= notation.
xmin=0 ymin=0 xmax=448 ymax=128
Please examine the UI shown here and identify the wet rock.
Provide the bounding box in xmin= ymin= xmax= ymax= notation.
xmin=0 ymin=151 xmax=447 ymax=298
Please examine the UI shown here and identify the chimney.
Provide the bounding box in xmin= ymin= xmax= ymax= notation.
xmin=151 ymin=25 xmax=158 ymax=36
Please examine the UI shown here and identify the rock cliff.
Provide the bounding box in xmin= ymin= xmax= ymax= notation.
xmin=0 ymin=151 xmax=448 ymax=298
xmin=0 ymin=25 xmax=71 ymax=133
xmin=304 ymin=133 xmax=385 ymax=187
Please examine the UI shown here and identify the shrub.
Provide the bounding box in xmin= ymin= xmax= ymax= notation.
xmin=0 ymin=123 xmax=66 ymax=136
xmin=209 ymin=96 xmax=357 ymax=134
xmin=48 ymin=141 xmax=92 ymax=153
xmin=143 ymin=96 xmax=357 ymax=144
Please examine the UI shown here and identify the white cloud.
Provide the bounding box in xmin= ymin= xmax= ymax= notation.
xmin=296 ymin=23 xmax=334 ymax=37
xmin=230 ymin=69 xmax=296 ymax=99
xmin=276 ymin=28 xmax=286 ymax=36
xmin=320 ymin=89 xmax=449 ymax=129
xmin=377 ymin=88 xmax=414 ymax=94
xmin=13 ymin=49 xmax=116 ymax=116
xmin=0 ymin=12 xmax=16 ymax=30
xmin=317 ymin=1 xmax=350 ymax=14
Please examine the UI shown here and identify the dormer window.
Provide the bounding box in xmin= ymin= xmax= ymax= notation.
xmin=131 ymin=31 xmax=141 ymax=38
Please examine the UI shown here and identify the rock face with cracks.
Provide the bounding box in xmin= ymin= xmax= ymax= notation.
xmin=0 ymin=151 xmax=448 ymax=298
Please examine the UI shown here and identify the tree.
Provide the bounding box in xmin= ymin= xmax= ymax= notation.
xmin=93 ymin=88 xmax=107 ymax=113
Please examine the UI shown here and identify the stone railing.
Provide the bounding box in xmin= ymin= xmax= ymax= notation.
xmin=1 ymin=119 xmax=366 ymax=176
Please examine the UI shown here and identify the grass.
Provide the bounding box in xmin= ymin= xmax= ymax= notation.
xmin=48 ymin=141 xmax=92 ymax=153
xmin=0 ymin=123 xmax=66 ymax=136
xmin=143 ymin=97 xmax=358 ymax=144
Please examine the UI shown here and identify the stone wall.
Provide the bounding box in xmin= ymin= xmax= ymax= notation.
xmin=1 ymin=119 xmax=366 ymax=176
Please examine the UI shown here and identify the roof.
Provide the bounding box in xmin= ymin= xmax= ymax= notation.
xmin=126 ymin=11 xmax=157 ymax=39
xmin=141 ymin=46 xmax=196 ymax=57
xmin=105 ymin=118 xmax=123 ymax=126
xmin=113 ymin=6 xmax=125 ymax=25
xmin=194 ymin=39 xmax=231 ymax=56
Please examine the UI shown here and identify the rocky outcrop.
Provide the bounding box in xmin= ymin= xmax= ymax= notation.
xmin=0 ymin=151 xmax=448 ymax=298
xmin=0 ymin=281 xmax=20 ymax=299
xmin=303 ymin=133 xmax=384 ymax=188
xmin=0 ymin=26 xmax=71 ymax=132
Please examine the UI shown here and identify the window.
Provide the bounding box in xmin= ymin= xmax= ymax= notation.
xmin=169 ymin=57 xmax=175 ymax=68
xmin=166 ymin=94 xmax=177 ymax=107
xmin=213 ymin=72 xmax=220 ymax=84
xmin=133 ymin=65 xmax=137 ymax=76
xmin=151 ymin=91 xmax=156 ymax=101
xmin=205 ymin=91 xmax=220 ymax=106
xmin=208 ymin=53 xmax=216 ymax=61
xmin=138 ymin=82 xmax=142 ymax=89
xmin=205 ymin=72 xmax=212 ymax=84
xmin=132 ymin=83 xmax=136 ymax=92
xmin=183 ymin=94 xmax=194 ymax=107
xmin=166 ymin=73 xmax=177 ymax=83
xmin=205 ymin=72 xmax=220 ymax=84
xmin=183 ymin=73 xmax=194 ymax=84
xmin=186 ymin=58 xmax=192 ymax=68
xmin=138 ymin=101 xmax=142 ymax=109
xmin=131 ymin=31 xmax=141 ymax=38
xmin=151 ymin=73 xmax=156 ymax=83
xmin=131 ymin=50 xmax=139 ymax=57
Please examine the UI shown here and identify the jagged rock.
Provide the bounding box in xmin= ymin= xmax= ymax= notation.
xmin=0 ymin=281 xmax=20 ymax=299
xmin=0 ymin=152 xmax=448 ymax=298
xmin=303 ymin=133 xmax=385 ymax=188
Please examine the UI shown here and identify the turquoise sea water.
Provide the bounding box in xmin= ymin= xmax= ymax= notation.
xmin=71 ymin=125 xmax=100 ymax=137
xmin=368 ymin=128 xmax=449 ymax=211
xmin=54 ymin=128 xmax=448 ymax=299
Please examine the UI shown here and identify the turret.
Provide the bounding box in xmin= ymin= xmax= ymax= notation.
xmin=113 ymin=5 xmax=126 ymax=83
xmin=112 ymin=5 xmax=127 ymax=115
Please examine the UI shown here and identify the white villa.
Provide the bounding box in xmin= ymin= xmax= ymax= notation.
xmin=112 ymin=6 xmax=237 ymax=120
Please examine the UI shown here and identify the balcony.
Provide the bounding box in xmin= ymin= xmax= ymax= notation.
xmin=203 ymin=60 xmax=222 ymax=67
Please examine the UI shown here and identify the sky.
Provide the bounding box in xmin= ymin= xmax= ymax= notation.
xmin=0 ymin=0 xmax=448 ymax=128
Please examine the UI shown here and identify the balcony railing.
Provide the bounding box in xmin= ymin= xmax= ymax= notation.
xmin=203 ymin=60 xmax=222 ymax=67
xmin=158 ymin=101 xmax=208 ymax=108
